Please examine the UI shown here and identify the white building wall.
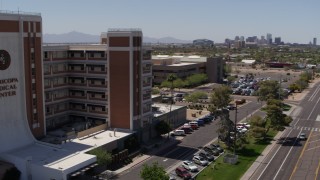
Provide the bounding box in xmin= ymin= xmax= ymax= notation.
xmin=0 ymin=32 xmax=36 ymax=153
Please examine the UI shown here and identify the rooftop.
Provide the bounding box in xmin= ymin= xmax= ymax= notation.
xmin=6 ymin=129 xmax=132 ymax=172
xmin=0 ymin=10 xmax=41 ymax=16
xmin=152 ymin=103 xmax=186 ymax=117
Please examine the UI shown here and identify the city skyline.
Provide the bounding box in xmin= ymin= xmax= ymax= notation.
xmin=1 ymin=0 xmax=319 ymax=44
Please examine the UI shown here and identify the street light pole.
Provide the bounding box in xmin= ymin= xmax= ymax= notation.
xmin=233 ymin=103 xmax=238 ymax=155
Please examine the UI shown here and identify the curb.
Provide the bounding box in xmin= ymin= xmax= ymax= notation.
xmin=240 ymin=103 xmax=298 ymax=180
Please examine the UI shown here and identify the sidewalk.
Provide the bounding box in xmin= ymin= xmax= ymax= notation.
xmin=240 ymin=100 xmax=298 ymax=180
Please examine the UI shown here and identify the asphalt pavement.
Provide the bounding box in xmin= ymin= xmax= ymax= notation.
xmin=246 ymin=79 xmax=320 ymax=180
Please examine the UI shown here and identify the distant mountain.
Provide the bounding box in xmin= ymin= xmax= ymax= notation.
xmin=44 ymin=31 xmax=192 ymax=44
xmin=43 ymin=31 xmax=100 ymax=43
xmin=143 ymin=36 xmax=192 ymax=44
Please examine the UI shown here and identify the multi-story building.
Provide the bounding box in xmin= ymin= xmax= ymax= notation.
xmin=0 ymin=11 xmax=45 ymax=142
xmin=275 ymin=37 xmax=281 ymax=45
xmin=313 ymin=38 xmax=317 ymax=46
xmin=0 ymin=11 xmax=152 ymax=179
xmin=152 ymin=55 xmax=224 ymax=84
xmin=43 ymin=44 xmax=109 ymax=132
xmin=267 ymin=33 xmax=272 ymax=44
xmin=43 ymin=29 xmax=153 ymax=141
xmin=107 ymin=29 xmax=153 ymax=140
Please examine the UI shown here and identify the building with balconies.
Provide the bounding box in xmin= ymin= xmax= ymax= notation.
xmin=43 ymin=29 xmax=153 ymax=142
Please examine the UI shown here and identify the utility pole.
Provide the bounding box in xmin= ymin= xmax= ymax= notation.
xmin=233 ymin=104 xmax=238 ymax=155
xmin=279 ymin=74 xmax=282 ymax=100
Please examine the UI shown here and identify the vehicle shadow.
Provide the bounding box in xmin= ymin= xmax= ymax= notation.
xmin=154 ymin=144 xmax=200 ymax=161
xmin=277 ymin=137 xmax=302 ymax=146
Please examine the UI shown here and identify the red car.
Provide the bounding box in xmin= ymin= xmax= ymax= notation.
xmin=175 ymin=167 xmax=192 ymax=179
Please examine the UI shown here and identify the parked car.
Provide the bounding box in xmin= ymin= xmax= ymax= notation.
xmin=181 ymin=127 xmax=193 ymax=134
xmin=198 ymin=151 xmax=215 ymax=161
xmin=170 ymin=130 xmax=185 ymax=136
xmin=196 ymin=119 xmax=205 ymax=126
xmin=203 ymin=146 xmax=220 ymax=156
xmin=226 ymin=104 xmax=236 ymax=110
xmin=184 ymin=123 xmax=197 ymax=130
xmin=210 ymin=144 xmax=224 ymax=153
xmin=182 ymin=160 xmax=198 ymax=172
xmin=199 ymin=117 xmax=212 ymax=123
xmin=193 ymin=155 xmax=208 ymax=166
xmin=189 ymin=121 xmax=199 ymax=128
xmin=175 ymin=167 xmax=192 ymax=179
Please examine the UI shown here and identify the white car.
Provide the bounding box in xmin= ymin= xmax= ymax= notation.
xmin=193 ymin=155 xmax=208 ymax=166
xmin=182 ymin=160 xmax=198 ymax=172
xmin=298 ymin=133 xmax=307 ymax=140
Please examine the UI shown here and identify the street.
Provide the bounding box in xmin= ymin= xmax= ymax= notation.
xmin=115 ymin=95 xmax=264 ymax=180
xmin=250 ymin=81 xmax=320 ymax=180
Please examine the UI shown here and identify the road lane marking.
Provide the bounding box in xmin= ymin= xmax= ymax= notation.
xmin=273 ymin=129 xmax=303 ymax=180
xmin=304 ymin=127 xmax=308 ymax=130
xmin=308 ymin=85 xmax=320 ymax=101
xmin=308 ymin=127 xmax=311 ymax=131
xmin=289 ymin=131 xmax=313 ymax=180
xmin=306 ymin=145 xmax=320 ymax=152
xmin=312 ymin=128 xmax=314 ymax=131
xmin=163 ymin=159 xmax=168 ymax=162
xmin=316 ymin=115 xmax=320 ymax=122
xmin=315 ymin=157 xmax=320 ymax=180
xmin=257 ymin=128 xmax=294 ymax=180
xmin=306 ymin=93 xmax=320 ymax=121
xmin=315 ymin=128 xmax=318 ymax=132
xmin=296 ymin=126 xmax=300 ymax=130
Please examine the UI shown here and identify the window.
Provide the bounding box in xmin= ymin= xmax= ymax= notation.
xmin=102 ymin=107 xmax=106 ymax=111
xmin=44 ymin=52 xmax=48 ymax=59
xmin=91 ymin=93 xmax=95 ymax=98
xmin=90 ymin=53 xmax=94 ymax=58
xmin=31 ymin=68 xmax=36 ymax=76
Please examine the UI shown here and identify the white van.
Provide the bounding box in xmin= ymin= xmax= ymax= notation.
xmin=170 ymin=129 xmax=185 ymax=136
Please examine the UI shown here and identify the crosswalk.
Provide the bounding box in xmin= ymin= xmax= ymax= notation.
xmin=289 ymin=126 xmax=320 ymax=132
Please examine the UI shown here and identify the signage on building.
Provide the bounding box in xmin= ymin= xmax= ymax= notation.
xmin=0 ymin=50 xmax=11 ymax=70
xmin=0 ymin=78 xmax=18 ymax=98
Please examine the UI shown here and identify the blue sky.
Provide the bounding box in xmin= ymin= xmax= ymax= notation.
xmin=1 ymin=0 xmax=319 ymax=43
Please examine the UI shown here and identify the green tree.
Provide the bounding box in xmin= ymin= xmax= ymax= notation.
xmin=152 ymin=88 xmax=160 ymax=95
xmin=224 ymin=64 xmax=232 ymax=74
xmin=173 ymin=78 xmax=185 ymax=91
xmin=265 ymin=103 xmax=292 ymax=132
xmin=210 ymin=85 xmax=232 ymax=108
xmin=288 ymin=83 xmax=299 ymax=93
xmin=185 ymin=73 xmax=208 ymax=87
xmin=140 ymin=162 xmax=169 ymax=180
xmin=185 ymin=91 xmax=207 ymax=103
xmin=155 ymin=120 xmax=171 ymax=136
xmin=257 ymin=80 xmax=280 ymax=101
xmin=249 ymin=115 xmax=267 ymax=139
xmin=226 ymin=76 xmax=236 ymax=85
xmin=88 ymin=147 xmax=112 ymax=166
xmin=210 ymin=85 xmax=233 ymax=145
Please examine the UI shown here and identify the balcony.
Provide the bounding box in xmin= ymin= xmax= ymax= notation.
xmin=53 ymin=95 xmax=69 ymax=101
xmin=88 ymin=66 xmax=107 ymax=74
xmin=88 ymin=106 xmax=107 ymax=114
xmin=88 ymin=79 xmax=107 ymax=88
